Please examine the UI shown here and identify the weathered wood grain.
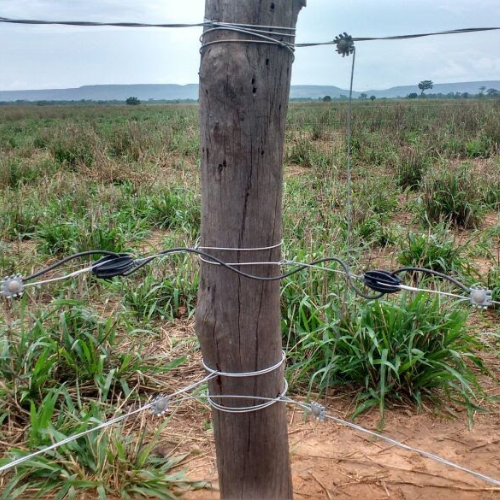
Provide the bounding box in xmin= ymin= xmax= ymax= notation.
xmin=196 ymin=1 xmax=305 ymax=498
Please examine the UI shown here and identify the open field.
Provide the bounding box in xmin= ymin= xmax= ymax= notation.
xmin=1 ymin=100 xmax=500 ymax=498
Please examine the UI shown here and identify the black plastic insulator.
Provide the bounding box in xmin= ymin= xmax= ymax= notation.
xmin=91 ymin=254 xmax=135 ymax=279
xmin=334 ymin=32 xmax=355 ymax=57
xmin=363 ymin=270 xmax=401 ymax=294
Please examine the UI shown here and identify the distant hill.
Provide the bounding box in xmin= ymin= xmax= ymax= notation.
xmin=1 ymin=81 xmax=499 ymax=102
xmin=0 ymin=84 xmax=200 ymax=102
xmin=364 ymin=81 xmax=500 ymax=98
xmin=290 ymin=85 xmax=353 ymax=99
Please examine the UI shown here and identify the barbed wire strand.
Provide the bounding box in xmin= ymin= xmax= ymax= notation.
xmin=0 ymin=350 xmax=287 ymax=473
xmin=3 ymin=387 xmax=499 ymax=487
xmin=23 ymin=250 xmax=121 ymax=281
xmin=282 ymin=260 xmax=354 ymax=277
xmin=24 ymin=265 xmax=94 ymax=288
xmin=19 ymin=256 xmax=350 ymax=287
xmin=0 ymin=17 xmax=208 ymax=28
xmin=24 ymin=260 xmax=477 ymax=305
xmin=10 ymin=249 xmax=382 ymax=299
xmin=398 ymin=283 xmax=470 ymax=301
xmin=392 ymin=266 xmax=470 ymax=293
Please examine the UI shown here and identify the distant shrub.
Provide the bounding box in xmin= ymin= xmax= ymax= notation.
xmin=33 ymin=135 xmax=49 ymax=149
xmin=0 ymin=158 xmax=32 ymax=188
xmin=128 ymin=188 xmax=201 ymax=234
xmin=125 ymin=96 xmax=141 ymax=106
xmin=357 ymin=214 xmax=398 ymax=247
xmin=465 ymin=138 xmax=491 ymax=158
xmin=108 ymin=122 xmax=144 ymax=160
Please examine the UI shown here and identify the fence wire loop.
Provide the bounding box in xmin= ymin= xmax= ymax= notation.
xmin=199 ymin=20 xmax=296 ymax=58
xmin=206 ymin=380 xmax=289 ymax=414
xmin=202 ymin=351 xmax=286 ymax=378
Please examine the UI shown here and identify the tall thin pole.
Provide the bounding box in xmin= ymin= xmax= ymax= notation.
xmin=196 ymin=1 xmax=305 ymax=498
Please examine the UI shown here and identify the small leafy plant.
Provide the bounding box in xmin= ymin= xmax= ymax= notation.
xmin=396 ymin=146 xmax=431 ymax=190
xmin=0 ymin=403 xmax=207 ymax=500
xmin=398 ymin=226 xmax=465 ymax=274
xmin=123 ymin=272 xmax=198 ymax=322
xmin=285 ymin=293 xmax=487 ymax=423
xmin=421 ymin=162 xmax=484 ymax=228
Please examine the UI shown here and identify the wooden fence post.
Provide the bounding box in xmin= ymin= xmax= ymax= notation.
xmin=196 ymin=1 xmax=305 ymax=498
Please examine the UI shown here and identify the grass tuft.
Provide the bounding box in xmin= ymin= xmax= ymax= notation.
xmin=421 ymin=162 xmax=484 ymax=228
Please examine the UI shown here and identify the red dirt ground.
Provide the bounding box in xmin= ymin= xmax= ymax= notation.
xmin=181 ymin=404 xmax=500 ymax=500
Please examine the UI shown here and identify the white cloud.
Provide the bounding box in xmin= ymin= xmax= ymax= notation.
xmin=0 ymin=0 xmax=498 ymax=90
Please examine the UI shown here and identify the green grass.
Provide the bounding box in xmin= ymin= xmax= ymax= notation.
xmin=1 ymin=99 xmax=499 ymax=495
xmin=123 ymin=272 xmax=198 ymax=322
xmin=421 ymin=162 xmax=485 ymax=228
xmin=0 ymin=299 xmax=185 ymax=406
xmin=0 ymin=298 xmax=193 ymax=498
xmin=285 ymin=292 xmax=486 ymax=424
xmin=395 ymin=146 xmax=432 ymax=190
xmin=1 ymin=409 xmax=207 ymax=500
xmin=398 ymin=225 xmax=465 ymax=274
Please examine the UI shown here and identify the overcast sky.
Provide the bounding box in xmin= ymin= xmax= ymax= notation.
xmin=0 ymin=0 xmax=499 ymax=92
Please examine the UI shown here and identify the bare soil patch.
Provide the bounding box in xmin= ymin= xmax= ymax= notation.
xmin=142 ymin=324 xmax=500 ymax=500
xmin=179 ymin=399 xmax=500 ymax=500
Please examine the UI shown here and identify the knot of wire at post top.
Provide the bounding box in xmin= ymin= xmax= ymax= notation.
xmin=199 ymin=19 xmax=297 ymax=59
xmin=198 ymin=23 xmax=358 ymax=62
